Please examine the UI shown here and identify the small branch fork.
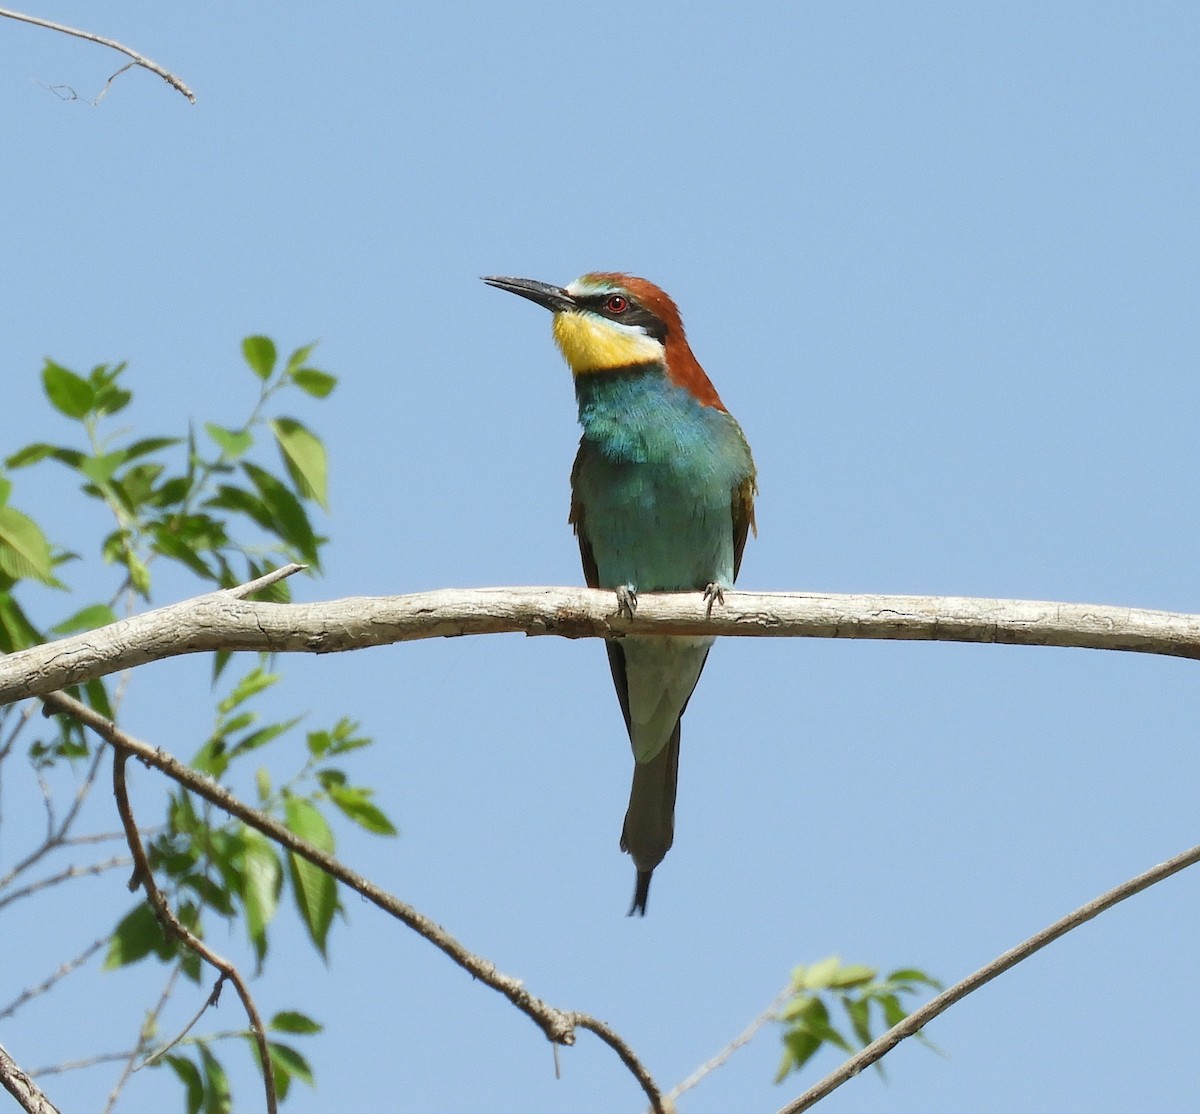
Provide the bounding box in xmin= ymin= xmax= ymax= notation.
xmin=0 ymin=7 xmax=195 ymax=102
xmin=43 ymin=688 xmax=668 ymax=1114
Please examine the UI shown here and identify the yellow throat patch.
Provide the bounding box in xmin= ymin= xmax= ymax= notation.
xmin=552 ymin=311 xmax=664 ymax=375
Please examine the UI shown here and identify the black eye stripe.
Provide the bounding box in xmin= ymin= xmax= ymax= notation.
xmin=580 ymin=294 xmax=667 ymax=340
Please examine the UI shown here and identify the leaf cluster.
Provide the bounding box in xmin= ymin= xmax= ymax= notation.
xmin=0 ymin=338 xmax=397 ymax=1111
xmin=775 ymin=956 xmax=941 ymax=1082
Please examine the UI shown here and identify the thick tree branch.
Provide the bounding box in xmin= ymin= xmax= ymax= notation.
xmin=0 ymin=7 xmax=195 ymax=102
xmin=5 ymin=585 xmax=1200 ymax=708
xmin=777 ymin=838 xmax=1200 ymax=1113
xmin=0 ymin=1042 xmax=60 ymax=1114
xmin=45 ymin=691 xmax=667 ymax=1113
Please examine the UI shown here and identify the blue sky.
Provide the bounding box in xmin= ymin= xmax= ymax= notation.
xmin=3 ymin=2 xmax=1199 ymax=1111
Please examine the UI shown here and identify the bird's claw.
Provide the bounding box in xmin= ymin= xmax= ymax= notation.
xmin=615 ymin=584 xmax=638 ymax=619
xmin=703 ymin=582 xmax=725 ymax=616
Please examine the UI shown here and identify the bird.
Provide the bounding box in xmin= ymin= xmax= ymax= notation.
xmin=482 ymin=272 xmax=757 ymax=914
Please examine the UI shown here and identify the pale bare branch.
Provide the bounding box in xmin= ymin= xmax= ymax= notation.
xmin=0 ymin=1042 xmax=61 ymax=1114
xmin=5 ymin=583 xmax=1200 ymax=708
xmin=0 ymin=7 xmax=195 ymax=102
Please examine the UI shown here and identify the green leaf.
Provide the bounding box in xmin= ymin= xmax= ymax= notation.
xmin=269 ymin=1010 xmax=323 ymax=1035
xmin=205 ymin=423 xmax=254 ymax=460
xmin=5 ymin=443 xmax=86 ymax=471
xmin=241 ymin=463 xmax=321 ymax=566
xmin=42 ymin=360 xmax=94 ymax=419
xmin=51 ymin=604 xmax=118 ymax=634
xmin=212 ymin=649 xmax=233 ymax=683
xmin=284 ymin=342 xmax=318 ymax=376
xmin=270 ymin=418 xmax=329 ymax=509
xmin=879 ymin=992 xmax=909 ymax=1027
xmin=241 ymin=829 xmax=282 ymax=965
xmin=199 ymin=1044 xmax=232 ymax=1114
xmin=826 ymin=963 xmax=877 ymax=989
xmin=124 ymin=436 xmax=181 ymax=461
xmin=126 ymin=552 xmax=151 ymax=598
xmin=776 ymin=1029 xmax=822 ymax=1081
xmin=105 ymin=902 xmax=171 ymax=968
xmin=242 ymin=335 xmax=277 ymax=380
xmin=284 ymin=796 xmax=337 ymax=956
xmin=291 ymin=369 xmax=337 ymax=398
xmin=205 ymin=485 xmax=274 ymax=532
xmin=218 ymin=666 xmax=280 ymax=714
xmin=326 ymin=783 xmax=398 ymax=836
xmin=6 ymin=443 xmax=56 ymax=469
xmin=0 ymin=594 xmax=45 ymax=653
xmin=85 ymin=677 xmax=114 ymax=720
xmin=229 ymin=717 xmax=301 ymax=758
xmin=795 ymin=956 xmax=842 ymax=991
xmin=845 ymin=995 xmax=873 ymax=1048
xmin=0 ymin=476 xmax=10 ymax=505
xmin=0 ymin=506 xmax=55 ymax=584
xmin=192 ymin=736 xmax=230 ymax=779
xmin=268 ymin=1041 xmax=315 ymax=1088
xmin=151 ymin=526 xmax=219 ymax=583
xmin=886 ymin=967 xmax=942 ymax=990
xmin=163 ymin=1054 xmax=205 ymax=1114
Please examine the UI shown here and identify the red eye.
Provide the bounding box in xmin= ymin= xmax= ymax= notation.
xmin=605 ymin=294 xmax=628 ymax=313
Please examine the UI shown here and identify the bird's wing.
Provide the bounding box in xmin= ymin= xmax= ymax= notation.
xmin=569 ymin=470 xmax=634 ymax=735
xmin=731 ymin=474 xmax=758 ymax=581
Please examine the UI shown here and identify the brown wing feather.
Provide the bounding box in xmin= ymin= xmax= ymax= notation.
xmin=732 ymin=475 xmax=758 ymax=581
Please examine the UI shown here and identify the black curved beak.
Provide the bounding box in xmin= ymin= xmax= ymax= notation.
xmin=482 ymin=275 xmax=576 ymax=314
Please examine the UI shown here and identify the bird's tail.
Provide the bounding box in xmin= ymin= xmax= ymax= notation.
xmin=620 ymin=721 xmax=681 ymax=916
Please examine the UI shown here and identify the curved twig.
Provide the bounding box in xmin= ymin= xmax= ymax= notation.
xmin=777 ymin=839 xmax=1200 ymax=1113
xmin=46 ymin=690 xmax=666 ymax=1113
xmin=110 ymin=749 xmax=277 ymax=1114
xmin=5 ymin=583 xmax=1200 ymax=707
xmin=0 ymin=937 xmax=108 ymax=1020
xmin=0 ymin=7 xmax=195 ymax=102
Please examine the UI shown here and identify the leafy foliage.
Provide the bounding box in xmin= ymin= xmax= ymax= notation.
xmin=775 ymin=956 xmax=942 ymax=1082
xmin=0 ymin=339 xmax=397 ymax=1111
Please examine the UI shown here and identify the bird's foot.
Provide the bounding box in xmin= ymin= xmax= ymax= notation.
xmin=703 ymin=582 xmax=726 ymax=617
xmin=615 ymin=584 xmax=638 ymax=619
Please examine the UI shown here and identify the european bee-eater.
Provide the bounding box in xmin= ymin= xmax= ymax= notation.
xmin=483 ymin=272 xmax=757 ymax=914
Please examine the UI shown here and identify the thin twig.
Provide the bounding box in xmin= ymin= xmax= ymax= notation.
xmin=777 ymin=839 xmax=1200 ymax=1113
xmin=0 ymin=7 xmax=195 ymax=102
xmin=0 ymin=742 xmax=110 ymax=890
xmin=110 ymin=749 xmax=277 ymax=1114
xmin=137 ymin=975 xmax=225 ymax=1072
xmin=32 ymin=1050 xmax=142 ymax=1077
xmin=666 ymin=984 xmax=792 ymax=1103
xmin=102 ymin=964 xmax=181 ymax=1114
xmin=0 ymin=856 xmax=129 ymax=911
xmin=0 ymin=1041 xmax=61 ymax=1114
xmin=0 ymin=937 xmax=108 ymax=1020
xmin=46 ymin=689 xmax=667 ymax=1112
xmin=0 ymin=700 xmax=37 ymax=761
